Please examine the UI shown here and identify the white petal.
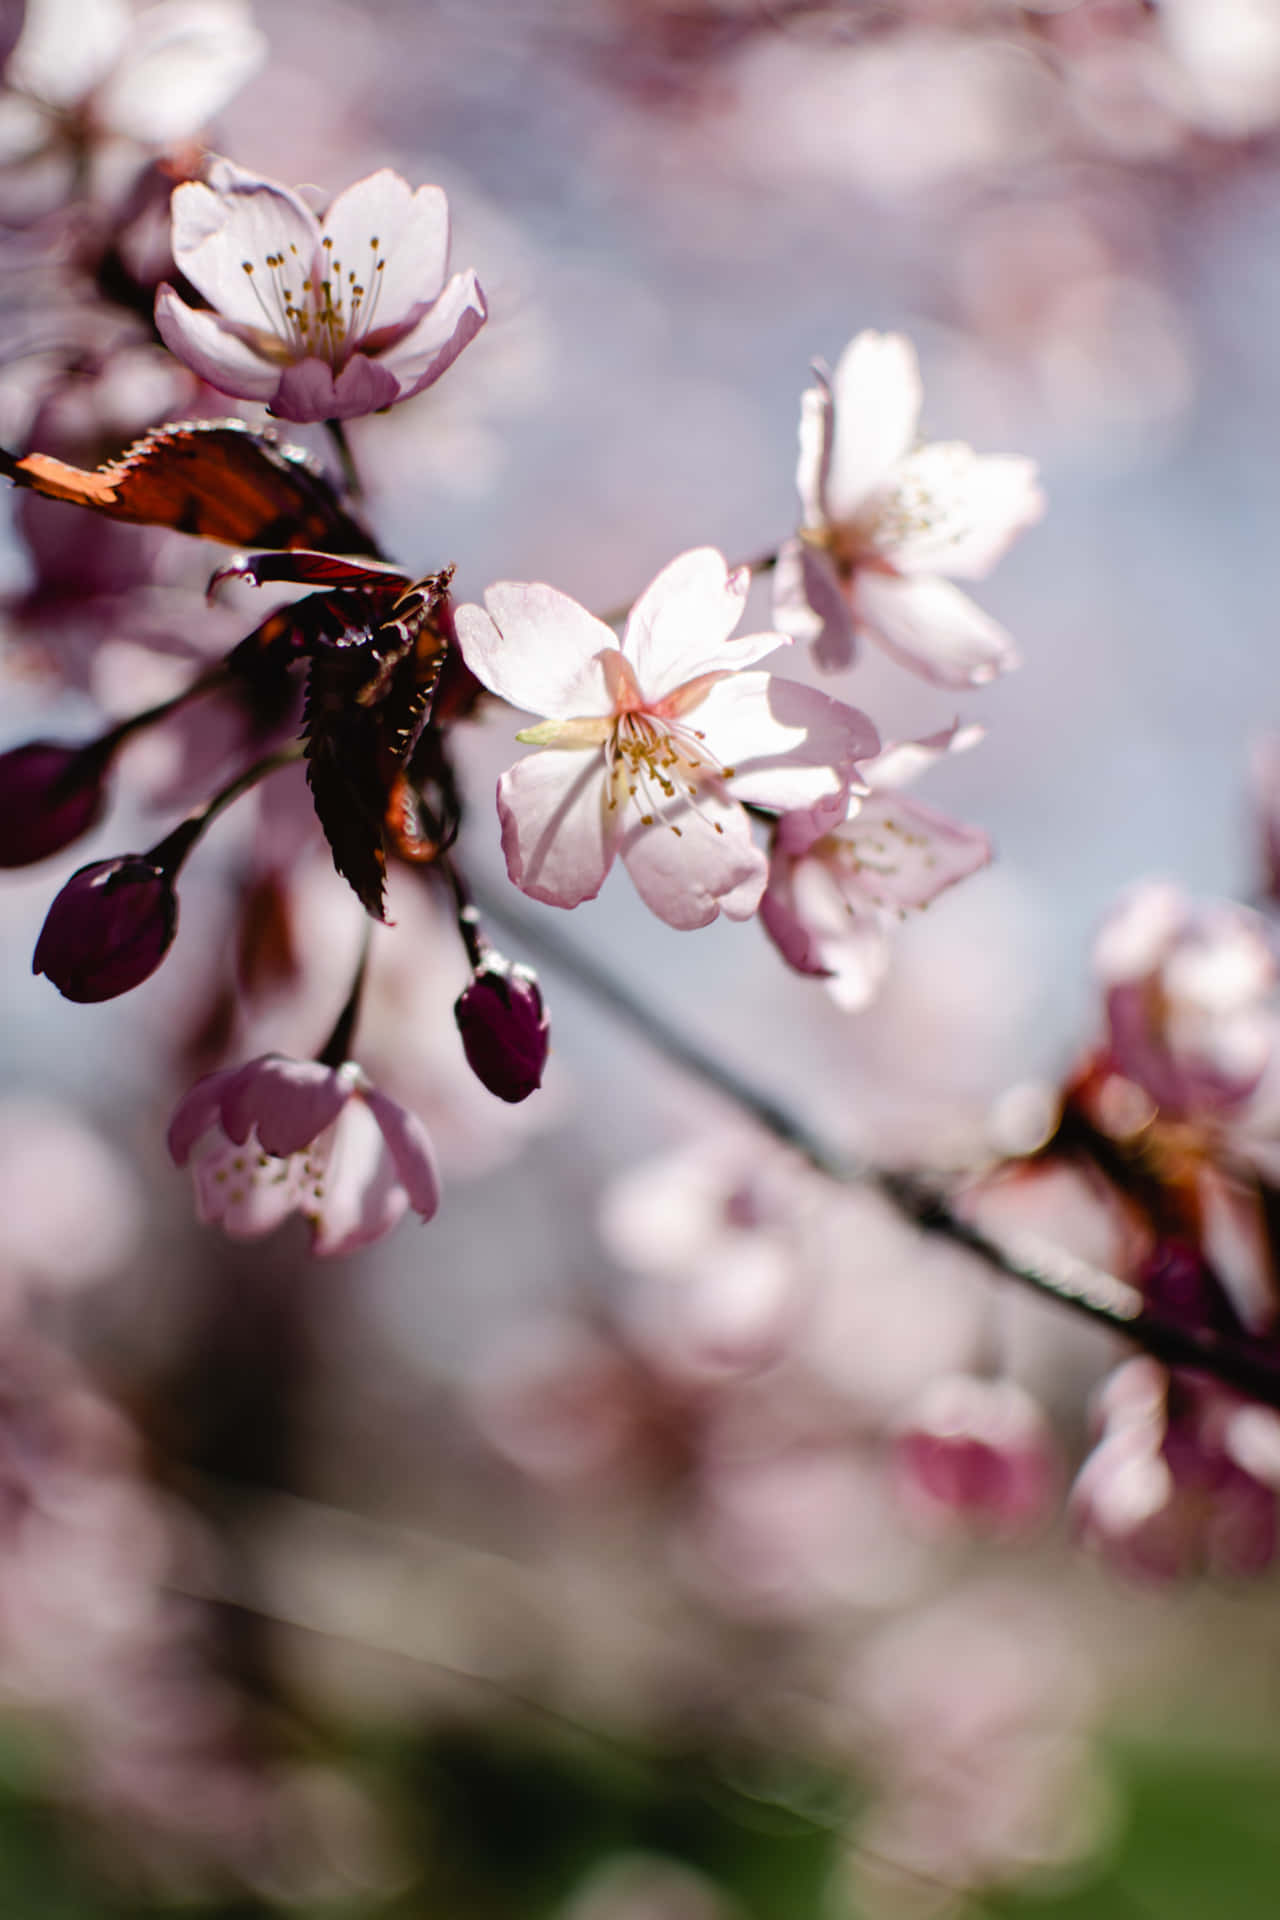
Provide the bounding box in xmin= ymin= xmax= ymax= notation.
xmin=853 ymin=571 xmax=1020 ymax=687
xmin=170 ymin=169 xmax=320 ymax=330
xmin=375 ymin=270 xmax=487 ymax=395
xmin=456 ymin=589 xmax=616 ymax=719
xmin=7 ymin=0 xmax=128 ymax=109
xmin=701 ymin=672 xmax=878 ymax=815
xmin=95 ymin=0 xmax=266 ymax=143
xmin=862 ymin=719 xmax=984 ymax=791
xmin=154 ymin=285 xmax=281 ymax=400
xmin=497 ymin=749 xmax=614 ymax=909
xmin=795 ymin=368 xmax=834 ymax=529
xmin=619 ymin=789 xmax=765 ymax=930
xmin=623 ymin=548 xmax=760 ymax=697
xmin=824 ymin=331 xmax=923 ymax=525
xmin=321 ymin=172 xmax=450 ymax=332
xmin=868 ymin=443 xmax=1044 ymax=580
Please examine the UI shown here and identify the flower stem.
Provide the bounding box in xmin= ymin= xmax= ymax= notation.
xmin=325 ymin=417 xmax=362 ymax=500
xmin=146 ymin=744 xmax=304 ymax=876
xmin=472 ymin=882 xmax=1280 ymax=1413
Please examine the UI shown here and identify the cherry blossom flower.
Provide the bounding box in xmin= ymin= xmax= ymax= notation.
xmin=1070 ymin=1358 xmax=1277 ymax=1580
xmin=455 ymin=547 xmax=879 ymax=930
xmin=1093 ymin=881 xmax=1278 ymax=1122
xmin=760 ymin=722 xmax=991 ymax=1010
xmin=5 ymin=0 xmax=266 ymax=148
xmin=772 ymin=330 xmax=1043 ymax=684
xmin=167 ymin=1053 xmax=440 ymax=1256
xmin=155 ymin=160 xmax=487 ymax=422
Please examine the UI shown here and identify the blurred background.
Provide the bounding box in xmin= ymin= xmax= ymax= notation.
xmin=5 ymin=1 xmax=1280 ymax=1913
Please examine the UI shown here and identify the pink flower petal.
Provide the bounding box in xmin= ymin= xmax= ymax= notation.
xmin=772 ymin=538 xmax=858 ymax=672
xmin=831 ymin=793 xmax=992 ymax=912
xmin=218 ymin=1056 xmax=348 ymax=1156
xmin=308 ymin=1100 xmax=408 ymax=1257
xmin=190 ymin=1129 xmax=305 ymax=1241
xmin=456 ymin=590 xmax=615 ymax=719
xmin=153 ymin=285 xmax=281 ymax=401
xmin=872 ymin=444 xmax=1045 ymax=580
xmin=701 ymin=673 xmax=878 ymax=816
xmin=861 ymin=719 xmax=984 ymax=790
xmin=853 ymin=570 xmax=1020 ymax=687
xmin=497 ymin=749 xmax=614 ymax=909
xmin=364 ymin=1088 xmax=441 ymax=1222
xmin=623 ymin=548 xmax=761 ymax=697
xmin=618 ymin=787 xmax=766 ymax=929
xmin=167 ymin=1066 xmax=240 ymax=1166
xmin=271 ymin=351 xmax=399 ymax=422
xmin=789 ymin=858 xmax=892 ymax=1010
xmin=169 ymin=164 xmax=320 ymax=329
xmin=374 ymin=269 xmax=487 ymax=396
xmin=759 ymin=848 xmax=835 ymax=980
xmin=824 ymin=330 xmax=922 ymax=525
xmin=795 ymin=369 xmax=834 ymax=530
xmin=319 ymin=171 xmax=450 ymax=330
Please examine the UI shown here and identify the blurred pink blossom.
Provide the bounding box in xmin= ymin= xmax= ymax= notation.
xmin=772 ymin=330 xmax=1043 ymax=684
xmin=155 ymin=159 xmax=487 ymax=421
xmin=896 ymin=1373 xmax=1056 ymax=1534
xmin=5 ymin=0 xmax=266 ymax=149
xmin=1070 ymin=1358 xmax=1278 ymax=1580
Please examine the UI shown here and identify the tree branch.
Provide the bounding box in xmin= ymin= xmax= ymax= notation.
xmin=473 ymin=882 xmax=1280 ymax=1412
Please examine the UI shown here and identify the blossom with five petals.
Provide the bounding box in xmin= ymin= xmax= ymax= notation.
xmin=155 ymin=160 xmax=487 ymax=422
xmin=772 ymin=330 xmax=1043 ymax=685
xmin=455 ymin=548 xmax=880 ymax=930
xmin=167 ymin=1053 xmax=440 ymax=1256
xmin=760 ymin=722 xmax=991 ymax=1009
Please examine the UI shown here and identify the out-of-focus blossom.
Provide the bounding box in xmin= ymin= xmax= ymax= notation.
xmin=33 ymin=852 xmax=177 ymax=1001
xmin=0 ymin=739 xmax=110 ymax=867
xmin=760 ymin=723 xmax=991 ymax=1010
xmin=896 ymin=1372 xmax=1056 ymax=1533
xmin=456 ymin=547 xmax=878 ymax=929
xmin=5 ymin=0 xmax=266 ymax=148
xmin=1093 ymin=881 xmax=1278 ymax=1122
xmin=772 ymin=330 xmax=1043 ymax=683
xmin=558 ymin=1853 xmax=740 ymax=1920
xmin=454 ymin=954 xmax=549 ymax=1103
xmin=167 ymin=1052 xmax=440 ymax=1255
xmin=0 ymin=1098 xmax=142 ymax=1291
xmin=155 ymin=160 xmax=487 ymax=422
xmin=843 ymin=1584 xmax=1106 ymax=1914
xmin=1070 ymin=1357 xmax=1277 ymax=1580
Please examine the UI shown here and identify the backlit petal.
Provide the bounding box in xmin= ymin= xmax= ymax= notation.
xmin=497 ymin=750 xmax=614 ymax=908
xmin=702 ymin=673 xmax=878 ymax=816
xmin=456 ymin=589 xmax=615 ymax=719
xmin=853 ymin=571 xmax=1019 ymax=687
xmin=154 ymin=286 xmax=280 ymax=400
xmin=623 ymin=548 xmax=762 ymax=696
xmin=825 ymin=331 xmax=922 ymax=525
xmin=619 ymin=788 xmax=765 ymax=930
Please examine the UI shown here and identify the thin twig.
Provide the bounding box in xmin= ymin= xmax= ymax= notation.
xmin=473 ymin=880 xmax=1280 ymax=1411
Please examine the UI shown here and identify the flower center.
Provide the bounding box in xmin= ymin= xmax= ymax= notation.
xmin=606 ymin=710 xmax=735 ymax=835
xmin=240 ymin=230 xmax=389 ymax=366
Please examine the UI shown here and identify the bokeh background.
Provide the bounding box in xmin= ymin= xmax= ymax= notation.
xmin=5 ymin=1 xmax=1280 ymax=1914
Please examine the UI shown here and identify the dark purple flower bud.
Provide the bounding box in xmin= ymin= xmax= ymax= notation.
xmin=33 ymin=856 xmax=178 ymax=1003
xmin=0 ymin=742 xmax=109 ymax=868
xmin=454 ymin=957 xmax=549 ymax=1102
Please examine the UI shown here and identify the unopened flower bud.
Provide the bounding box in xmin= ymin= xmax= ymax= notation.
xmin=454 ymin=957 xmax=549 ymax=1102
xmin=0 ymin=741 xmax=108 ymax=868
xmin=33 ymin=856 xmax=178 ymax=1002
